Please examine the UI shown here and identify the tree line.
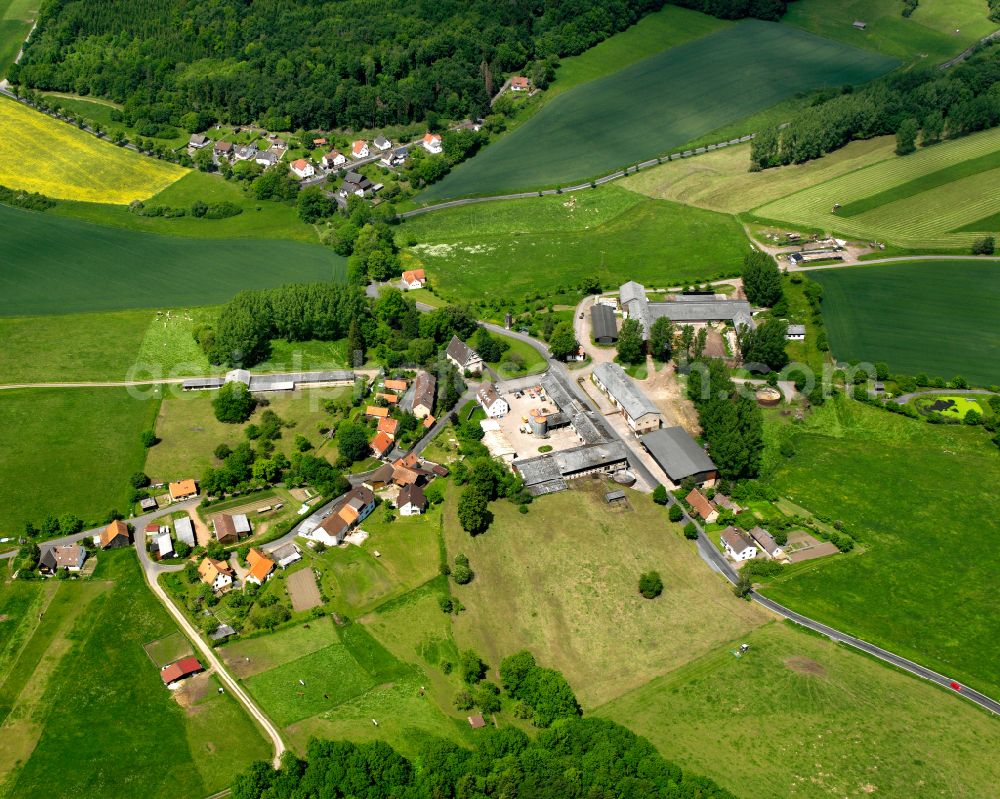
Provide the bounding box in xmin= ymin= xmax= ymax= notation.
xmin=231 ymin=716 xmax=735 ymax=799
xmin=14 ymin=0 xmax=790 ymax=133
xmin=751 ymin=43 xmax=1000 ymax=169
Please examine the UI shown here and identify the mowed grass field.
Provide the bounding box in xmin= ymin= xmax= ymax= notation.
xmin=759 ymin=397 xmax=1000 ymax=698
xmin=0 ymin=387 xmax=158 ymax=534
xmin=0 ymin=551 xmax=270 ymax=799
xmin=420 ymin=21 xmax=896 ymax=200
xmin=402 ymin=186 xmax=749 ymax=303
xmin=0 ymin=0 xmax=37 ymax=77
xmin=599 ymin=621 xmax=1000 ymax=798
xmin=809 ymin=262 xmax=1000 ymax=385
xmin=754 ymin=126 xmax=1000 ymax=248
xmin=622 ymin=136 xmax=897 ymax=214
xmin=0 ymin=96 xmax=185 ymax=203
xmin=444 ymin=482 xmax=770 ymax=708
xmin=783 ymin=0 xmax=995 ymax=63
xmin=0 ymin=204 xmax=345 ymax=316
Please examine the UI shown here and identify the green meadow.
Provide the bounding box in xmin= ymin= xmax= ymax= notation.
xmin=0 ymin=203 xmax=344 ymax=316
xmin=599 ymin=621 xmax=1000 ymax=798
xmin=809 ymin=262 xmax=1000 ymax=385
xmin=421 ymin=20 xmax=896 ymax=200
xmin=759 ymin=396 xmax=1000 ymax=697
xmin=0 ymin=387 xmax=159 ymax=533
xmin=0 ymin=0 xmax=37 ymax=77
xmin=0 ymin=552 xmax=270 ymax=799
xmin=402 ymin=186 xmax=749 ymax=303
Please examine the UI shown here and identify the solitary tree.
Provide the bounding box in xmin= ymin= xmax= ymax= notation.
xmin=212 ymin=382 xmax=255 ymax=423
xmin=638 ymin=571 xmax=664 ymax=599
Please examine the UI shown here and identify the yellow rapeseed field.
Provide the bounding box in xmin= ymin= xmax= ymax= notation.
xmin=0 ymin=95 xmax=185 ymax=203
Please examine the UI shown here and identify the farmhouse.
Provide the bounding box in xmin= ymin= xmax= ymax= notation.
xmin=619 ymin=281 xmax=754 ymax=338
xmin=378 ymin=416 xmax=400 ymax=438
xmin=255 ymin=150 xmax=278 ymax=168
xmin=515 ymin=441 xmax=629 ymax=495
xmin=233 ymin=143 xmax=257 ymax=161
xmin=340 ymin=170 xmax=374 ymax=197
xmin=322 ymin=150 xmax=346 ymax=168
xmin=383 ymin=146 xmax=408 ymax=166
xmin=373 ymin=135 xmax=392 ymax=151
xmin=592 ymin=362 xmax=662 ymax=435
xmin=161 ymin=657 xmax=204 ymax=687
xmin=174 ymin=516 xmax=196 ymax=548
xmin=213 ymin=513 xmax=252 ymax=545
xmin=291 ymin=158 xmax=315 ymax=178
xmin=352 ymin=140 xmax=369 ymax=158
xmin=311 ymin=486 xmax=376 ymax=545
xmin=199 ymin=557 xmax=234 ymax=592
xmin=313 ymin=137 xmax=328 ymax=146
xmin=101 ymin=519 xmax=131 ymax=549
xmin=398 ymin=484 xmax=426 ymax=516
xmin=510 ymin=76 xmax=530 ymax=92
xmin=366 ymin=405 xmax=390 ymax=419
xmin=188 ymin=134 xmax=209 ymax=149
xmin=270 ymin=542 xmax=302 ymax=568
xmin=477 ymin=382 xmax=509 ymax=418
xmin=213 ymin=140 xmax=233 ymax=158
xmin=786 ymin=324 xmax=806 ymax=341
xmin=721 ymin=526 xmax=758 ymax=562
xmin=246 ymin=548 xmax=276 ymax=585
xmin=39 ymin=544 xmax=86 ymax=574
xmin=446 ymin=335 xmax=484 ymax=374
xmin=591 ymin=304 xmax=618 ymax=344
xmin=401 ymin=269 xmax=426 ymax=289
xmin=364 ymin=462 xmax=396 ymax=490
xmin=371 ymin=431 xmax=394 ymax=459
xmin=749 ymin=526 xmax=785 ymax=560
xmin=422 ymin=133 xmax=443 ymax=154
xmin=411 ymin=371 xmax=437 ymax=419
xmin=640 ymin=427 xmax=718 ymax=486
xmin=169 ymin=479 xmax=198 ymax=501
xmin=686 ymin=488 xmax=719 ymax=523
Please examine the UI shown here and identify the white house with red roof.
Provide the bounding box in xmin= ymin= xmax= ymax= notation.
xmin=290 ymin=158 xmax=315 ymax=178
xmin=352 ymin=140 xmax=369 ymax=159
xmin=401 ymin=269 xmax=426 ymax=290
xmin=510 ymin=75 xmax=530 ymax=92
xmin=322 ymin=150 xmax=346 ymax=169
xmin=421 ymin=133 xmax=443 ymax=154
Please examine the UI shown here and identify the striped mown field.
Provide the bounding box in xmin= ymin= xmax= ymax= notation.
xmin=0 ymin=95 xmax=185 ymax=203
xmin=754 ymin=126 xmax=1000 ymax=248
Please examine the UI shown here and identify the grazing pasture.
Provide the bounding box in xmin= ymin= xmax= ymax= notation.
xmin=0 ymin=0 xmax=38 ymax=77
xmin=809 ymin=262 xmax=1000 ymax=386
xmin=443 ymin=482 xmax=769 ymax=708
xmin=402 ymin=187 xmax=748 ymax=303
xmin=420 ymin=21 xmax=896 ymax=200
xmin=599 ymin=621 xmax=1000 ymax=798
xmin=0 ymin=203 xmax=345 ymax=316
xmin=0 ymin=96 xmax=184 ymax=202
xmin=759 ymin=396 xmax=1000 ymax=698
xmin=0 ymin=387 xmax=158 ymax=533
xmin=0 ymin=552 xmax=270 ymax=799
xmin=783 ymin=0 xmax=995 ymax=63
xmin=754 ymin=126 xmax=1000 ymax=248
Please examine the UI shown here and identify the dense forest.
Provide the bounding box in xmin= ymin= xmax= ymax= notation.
xmin=230 ymin=718 xmax=736 ymax=798
xmin=751 ymin=43 xmax=1000 ymax=169
xmin=13 ymin=0 xmax=787 ymax=132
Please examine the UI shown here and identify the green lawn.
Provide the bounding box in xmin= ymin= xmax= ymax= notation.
xmin=420 ymin=21 xmax=896 ymax=200
xmin=753 ymin=126 xmax=1000 ymax=249
xmin=809 ymin=262 xmax=1000 ymax=386
xmin=443 ymin=481 xmax=769 ymax=708
xmin=0 ymin=0 xmax=38 ymax=78
xmin=52 ymin=171 xmax=316 ymax=243
xmin=599 ymin=621 xmax=1000 ymax=798
xmin=488 ymin=335 xmax=548 ymax=378
xmin=783 ymin=0 xmax=995 ymax=63
xmin=914 ymin=395 xmax=988 ymax=419
xmin=0 ymin=551 xmax=270 ymax=799
xmin=402 ymin=186 xmax=749 ymax=303
xmin=0 ymin=203 xmax=344 ymax=316
xmin=758 ymin=396 xmax=1000 ymax=697
xmin=0 ymin=387 xmax=159 ymax=534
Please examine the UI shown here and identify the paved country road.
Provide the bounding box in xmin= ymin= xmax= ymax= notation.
xmin=788 ymin=254 xmax=1000 ymax=272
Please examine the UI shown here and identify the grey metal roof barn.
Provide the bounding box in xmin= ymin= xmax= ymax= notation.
xmin=640 ymin=426 xmax=717 ymax=483
xmin=592 ymin=363 xmax=660 ymax=422
xmin=591 ymin=304 xmax=618 ymax=343
xmin=618 ymin=280 xmax=755 ymax=337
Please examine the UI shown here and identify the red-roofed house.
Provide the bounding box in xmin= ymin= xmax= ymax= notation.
xmin=421 ymin=133 xmax=442 ymax=154
xmin=371 ymin=431 xmax=394 ymax=459
xmin=377 ymin=417 xmax=399 ymax=438
xmin=510 ymin=76 xmax=530 ymax=92
xmin=246 ymin=548 xmax=276 ymax=585
xmin=366 ymin=406 xmax=389 ymax=419
xmin=383 ymin=379 xmax=408 ymax=394
xmin=313 ymin=137 xmax=328 ymax=146
xmin=161 ymin=656 xmax=203 ymax=686
xmin=686 ymin=489 xmax=718 ymax=524
xmin=290 ymin=158 xmax=315 ymax=178
xmin=352 ymin=140 xmax=369 ymax=159
xmin=401 ymin=269 xmax=426 ymax=290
